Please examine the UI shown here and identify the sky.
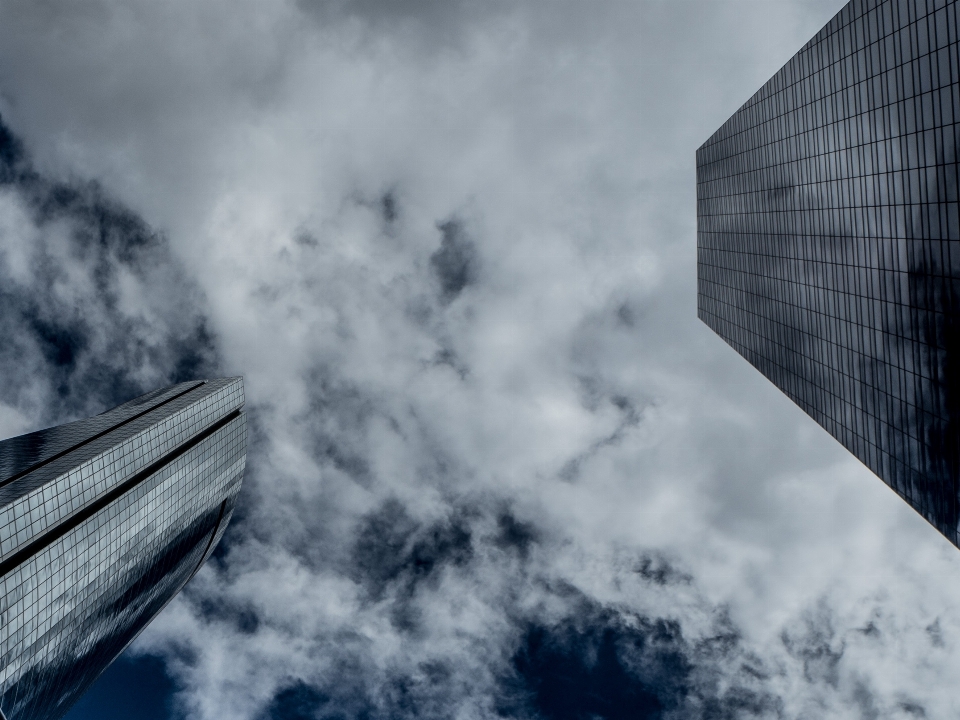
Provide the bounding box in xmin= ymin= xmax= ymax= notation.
xmin=0 ymin=0 xmax=959 ymax=718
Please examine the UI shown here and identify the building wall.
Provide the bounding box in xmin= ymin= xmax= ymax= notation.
xmin=697 ymin=0 xmax=960 ymax=545
xmin=0 ymin=378 xmax=246 ymax=720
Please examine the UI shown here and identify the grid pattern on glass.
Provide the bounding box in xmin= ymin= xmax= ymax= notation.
xmin=0 ymin=379 xmax=246 ymax=720
xmin=0 ymin=419 xmax=245 ymax=720
xmin=0 ymin=381 xmax=203 ymax=489
xmin=697 ymin=0 xmax=960 ymax=545
xmin=0 ymin=378 xmax=243 ymax=562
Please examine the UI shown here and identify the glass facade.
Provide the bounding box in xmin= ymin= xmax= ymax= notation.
xmin=698 ymin=0 xmax=960 ymax=546
xmin=0 ymin=377 xmax=246 ymax=720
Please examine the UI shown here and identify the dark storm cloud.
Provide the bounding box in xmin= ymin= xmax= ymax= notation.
xmin=430 ymin=219 xmax=477 ymax=303
xmin=379 ymin=191 xmax=397 ymax=225
xmin=196 ymin=595 xmax=261 ymax=637
xmin=635 ymin=552 xmax=693 ymax=587
xmin=351 ymin=498 xmax=474 ymax=606
xmin=493 ymin=509 xmax=539 ymax=559
xmin=925 ymin=618 xmax=945 ymax=647
xmin=0 ymin=120 xmax=24 ymax=180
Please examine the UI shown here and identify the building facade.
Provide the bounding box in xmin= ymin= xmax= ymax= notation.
xmin=697 ymin=0 xmax=960 ymax=545
xmin=0 ymin=378 xmax=246 ymax=720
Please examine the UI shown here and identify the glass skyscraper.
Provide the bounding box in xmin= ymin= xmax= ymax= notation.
xmin=0 ymin=377 xmax=246 ymax=720
xmin=697 ymin=0 xmax=960 ymax=546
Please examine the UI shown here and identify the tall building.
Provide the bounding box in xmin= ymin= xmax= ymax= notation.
xmin=0 ymin=378 xmax=246 ymax=720
xmin=697 ymin=0 xmax=960 ymax=546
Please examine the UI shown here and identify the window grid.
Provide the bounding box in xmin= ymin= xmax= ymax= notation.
xmin=697 ymin=0 xmax=960 ymax=545
xmin=0 ymin=378 xmax=246 ymax=720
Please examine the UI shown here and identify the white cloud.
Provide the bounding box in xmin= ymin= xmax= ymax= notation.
xmin=2 ymin=0 xmax=960 ymax=717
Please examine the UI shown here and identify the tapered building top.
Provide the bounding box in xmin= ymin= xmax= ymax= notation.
xmin=0 ymin=377 xmax=246 ymax=720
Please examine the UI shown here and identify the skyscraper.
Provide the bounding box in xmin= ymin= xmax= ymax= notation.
xmin=697 ymin=0 xmax=960 ymax=546
xmin=0 ymin=377 xmax=246 ymax=720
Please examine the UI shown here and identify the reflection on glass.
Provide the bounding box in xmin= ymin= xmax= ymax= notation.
xmin=0 ymin=378 xmax=246 ymax=720
xmin=698 ymin=0 xmax=960 ymax=547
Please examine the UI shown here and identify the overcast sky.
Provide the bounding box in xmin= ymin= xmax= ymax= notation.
xmin=0 ymin=0 xmax=958 ymax=718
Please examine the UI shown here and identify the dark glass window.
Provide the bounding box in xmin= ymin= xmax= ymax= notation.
xmin=698 ymin=0 xmax=960 ymax=547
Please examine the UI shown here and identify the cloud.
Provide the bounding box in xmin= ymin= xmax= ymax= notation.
xmin=0 ymin=113 xmax=216 ymax=434
xmin=430 ymin=219 xmax=477 ymax=304
xmin=4 ymin=0 xmax=960 ymax=719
